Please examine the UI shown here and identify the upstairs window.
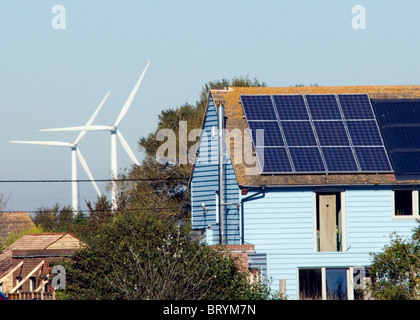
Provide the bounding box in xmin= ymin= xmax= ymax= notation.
xmin=29 ymin=277 xmax=36 ymax=292
xmin=393 ymin=190 xmax=419 ymax=218
xmin=315 ymin=192 xmax=346 ymax=252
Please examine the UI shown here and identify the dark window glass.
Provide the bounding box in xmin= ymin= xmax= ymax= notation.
xmin=326 ymin=268 xmax=348 ymax=300
xmin=299 ymin=269 xmax=322 ymax=300
xmin=395 ymin=191 xmax=412 ymax=216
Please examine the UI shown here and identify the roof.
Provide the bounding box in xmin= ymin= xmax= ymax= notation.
xmin=0 ymin=233 xmax=81 ymax=277
xmin=209 ymin=85 xmax=420 ymax=187
xmin=0 ymin=212 xmax=35 ymax=245
xmin=3 ymin=233 xmax=68 ymax=251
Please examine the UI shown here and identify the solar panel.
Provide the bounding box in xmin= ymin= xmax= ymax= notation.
xmin=280 ymin=121 xmax=317 ymax=146
xmin=313 ymin=121 xmax=350 ymax=146
xmin=247 ymin=121 xmax=284 ymax=147
xmin=321 ymin=147 xmax=359 ymax=172
xmin=338 ymin=94 xmax=375 ymax=120
xmin=240 ymin=94 xmax=393 ymax=174
xmin=241 ymin=95 xmax=277 ymax=120
xmin=382 ymin=127 xmax=420 ymax=149
xmin=372 ymin=100 xmax=420 ymax=125
xmin=273 ymin=95 xmax=309 ymax=120
xmin=289 ymin=147 xmax=325 ymax=172
xmin=371 ymin=99 xmax=420 ymax=176
xmin=354 ymin=147 xmax=392 ymax=172
xmin=305 ymin=95 xmax=341 ymax=120
xmin=346 ymin=120 xmax=383 ymax=146
xmin=255 ymin=147 xmax=293 ymax=173
xmin=390 ymin=151 xmax=420 ymax=175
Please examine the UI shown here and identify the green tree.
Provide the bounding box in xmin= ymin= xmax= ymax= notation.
xmin=1 ymin=224 xmax=44 ymax=251
xmin=32 ymin=204 xmax=88 ymax=234
xmin=58 ymin=209 xmax=277 ymax=300
xmin=119 ymin=76 xmax=266 ymax=218
xmin=369 ymin=224 xmax=420 ymax=300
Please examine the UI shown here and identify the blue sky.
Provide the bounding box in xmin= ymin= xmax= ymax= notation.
xmin=1 ymin=1 xmax=420 ymax=213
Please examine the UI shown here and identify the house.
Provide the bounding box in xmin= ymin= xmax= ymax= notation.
xmin=190 ymin=85 xmax=420 ymax=300
xmin=0 ymin=232 xmax=82 ymax=300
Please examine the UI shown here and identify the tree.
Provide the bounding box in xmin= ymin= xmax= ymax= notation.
xmin=119 ymin=76 xmax=267 ymax=219
xmin=32 ymin=204 xmax=88 ymax=234
xmin=57 ymin=209 xmax=277 ymax=300
xmin=369 ymin=224 xmax=420 ymax=300
xmin=1 ymin=225 xmax=44 ymax=251
xmin=0 ymin=192 xmax=10 ymax=212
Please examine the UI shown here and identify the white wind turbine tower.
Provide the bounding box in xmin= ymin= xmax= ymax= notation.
xmin=41 ymin=60 xmax=150 ymax=210
xmin=10 ymin=91 xmax=110 ymax=214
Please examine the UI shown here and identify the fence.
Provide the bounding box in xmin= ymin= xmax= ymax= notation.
xmin=7 ymin=292 xmax=54 ymax=300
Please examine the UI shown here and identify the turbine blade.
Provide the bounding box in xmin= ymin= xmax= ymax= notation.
xmin=115 ymin=60 xmax=150 ymax=127
xmin=75 ymin=90 xmax=111 ymax=145
xmin=76 ymin=148 xmax=102 ymax=197
xmin=10 ymin=140 xmax=72 ymax=147
xmin=40 ymin=125 xmax=111 ymax=132
xmin=116 ymin=131 xmax=139 ymax=165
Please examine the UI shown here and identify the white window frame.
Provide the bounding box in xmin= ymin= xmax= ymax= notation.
xmin=29 ymin=277 xmax=36 ymax=292
xmin=298 ymin=267 xmax=356 ymax=300
xmin=392 ymin=190 xmax=420 ymax=220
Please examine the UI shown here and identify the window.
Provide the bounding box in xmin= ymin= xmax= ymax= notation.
xmin=298 ymin=267 xmax=371 ymax=300
xmin=29 ymin=277 xmax=36 ymax=292
xmin=326 ymin=268 xmax=348 ymax=300
xmin=314 ymin=192 xmax=346 ymax=252
xmin=15 ymin=277 xmax=22 ymax=292
xmin=393 ymin=190 xmax=419 ymax=218
xmin=299 ymin=268 xmax=322 ymax=300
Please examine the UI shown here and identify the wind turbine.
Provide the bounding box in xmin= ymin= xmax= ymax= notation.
xmin=10 ymin=91 xmax=110 ymax=214
xmin=40 ymin=60 xmax=150 ymax=209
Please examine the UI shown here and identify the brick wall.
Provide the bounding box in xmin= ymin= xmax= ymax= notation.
xmin=215 ymin=244 xmax=255 ymax=272
xmin=8 ymin=250 xmax=75 ymax=294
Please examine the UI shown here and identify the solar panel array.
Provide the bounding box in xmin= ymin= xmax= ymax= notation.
xmin=371 ymin=99 xmax=420 ymax=176
xmin=241 ymin=94 xmax=392 ymax=174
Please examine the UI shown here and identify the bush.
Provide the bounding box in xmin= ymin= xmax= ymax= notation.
xmin=58 ymin=210 xmax=277 ymax=300
xmin=369 ymin=226 xmax=420 ymax=300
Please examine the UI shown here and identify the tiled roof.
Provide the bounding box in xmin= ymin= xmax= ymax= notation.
xmin=0 ymin=251 xmax=12 ymax=279
xmin=210 ymin=85 xmax=420 ymax=187
xmin=4 ymin=233 xmax=67 ymax=251
xmin=0 ymin=233 xmax=77 ymax=278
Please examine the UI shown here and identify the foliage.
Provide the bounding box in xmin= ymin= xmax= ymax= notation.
xmin=82 ymin=196 xmax=114 ymax=239
xmin=57 ymin=209 xmax=278 ymax=300
xmin=0 ymin=224 xmax=44 ymax=251
xmin=369 ymin=224 xmax=420 ymax=300
xmin=31 ymin=203 xmax=90 ymax=237
xmin=291 ymin=83 xmax=319 ymax=87
xmin=0 ymin=192 xmax=10 ymax=211
xmin=120 ymin=76 xmax=267 ymax=219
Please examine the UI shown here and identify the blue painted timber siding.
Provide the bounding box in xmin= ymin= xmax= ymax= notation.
xmin=191 ymin=98 xmax=241 ymax=245
xmin=191 ymin=98 xmax=419 ymax=299
xmin=243 ymin=188 xmax=419 ymax=300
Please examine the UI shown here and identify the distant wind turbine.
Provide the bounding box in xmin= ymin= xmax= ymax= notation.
xmin=40 ymin=60 xmax=150 ymax=209
xmin=10 ymin=91 xmax=111 ymax=213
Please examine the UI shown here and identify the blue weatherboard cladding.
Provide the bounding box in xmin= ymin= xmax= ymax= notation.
xmin=192 ymin=90 xmax=420 ymax=300
xmin=191 ymin=97 xmax=241 ymax=245
xmin=242 ymin=188 xmax=418 ymax=300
